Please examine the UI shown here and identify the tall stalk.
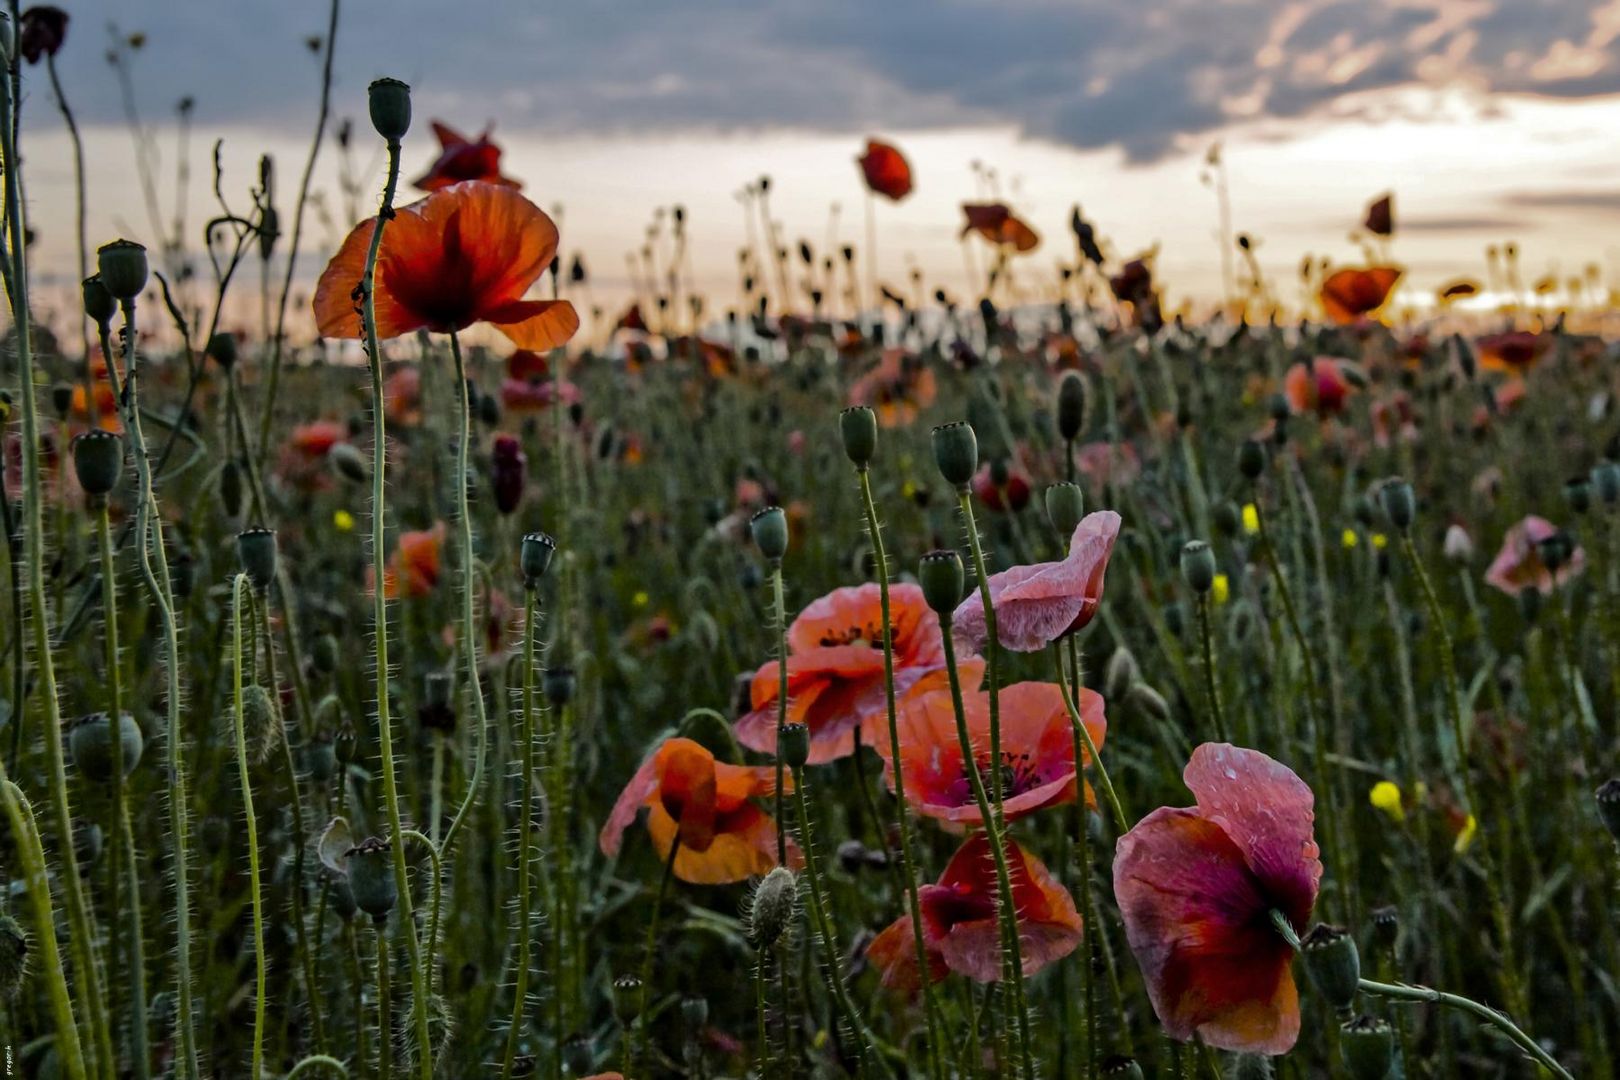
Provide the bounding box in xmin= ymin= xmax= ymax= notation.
xmin=230 ymin=574 xmax=268 ymax=1077
xmin=500 ymin=590 xmax=544 ymax=1080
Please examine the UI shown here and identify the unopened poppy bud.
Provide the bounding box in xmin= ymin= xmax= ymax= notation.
xmin=1056 ymin=370 xmax=1088 ymax=441
xmin=328 ymin=441 xmax=368 ymax=484
xmin=611 ymin=975 xmax=643 ymax=1024
xmin=750 ymin=867 xmax=797 ymax=948
xmin=750 ymin=506 xmax=788 ymax=562
xmin=1370 ymin=905 xmax=1399 ymax=950
xmin=238 ymin=684 xmax=281 ymax=760
xmin=918 ymin=549 xmax=965 ymax=616
xmin=1595 ymin=779 xmax=1620 ymax=841
xmin=96 ymin=239 xmax=148 ymax=302
xmin=839 ymin=405 xmax=877 ymax=468
xmin=72 ymin=430 xmax=124 ymax=498
xmin=1180 ymin=540 xmax=1216 ymax=593
xmin=1126 ymin=683 xmax=1170 ymax=721
xmin=1340 ymin=1015 xmax=1394 ymax=1080
xmin=258 ymin=205 xmax=279 ymax=261
xmin=1045 ymin=482 xmax=1085 ymax=538
xmin=236 ymin=528 xmax=278 ymax=592
xmin=1537 ymin=531 xmax=1574 ymax=574
xmin=0 ymin=914 xmax=26 ymax=999
xmin=1237 ymin=438 xmax=1266 ymax=480
xmin=1104 ymin=646 xmax=1139 ymax=701
xmin=67 ymin=712 xmax=144 ymax=781
xmin=1442 ymin=524 xmax=1472 ymax=565
xmin=1100 ymin=1056 xmax=1145 ymax=1079
xmin=81 ymin=275 xmax=116 ymax=325
xmin=543 ymin=665 xmax=576 ymax=707
xmin=51 ymin=382 xmax=73 ymax=418
xmin=367 ymin=77 xmax=412 ymax=142
xmin=345 ymin=836 xmax=397 ymax=920
xmin=779 ymin=721 xmax=810 ymax=770
xmin=931 ymin=421 xmax=979 ymax=488
xmin=1302 ymin=923 xmax=1361 ymax=1012
xmin=1565 ymin=477 xmax=1592 ymax=515
xmin=1378 ymin=479 xmax=1415 ymax=531
xmin=220 ymin=461 xmax=244 ymax=518
xmin=520 ymin=531 xmax=556 ymax=587
xmin=1593 ymin=460 xmax=1620 ymax=506
xmin=681 ymin=995 xmax=708 ymax=1031
xmin=1213 ymin=501 xmax=1240 ymax=537
xmin=206 ymin=331 xmax=238 ymax=370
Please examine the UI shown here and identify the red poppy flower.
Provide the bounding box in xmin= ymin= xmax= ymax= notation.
xmin=1319 ymin=266 xmax=1400 ymax=325
xmin=412 ymin=122 xmax=522 ymax=192
xmin=491 ymin=434 xmax=525 ymax=515
xmin=598 ymin=737 xmax=794 ymax=884
xmin=961 ymin=203 xmax=1039 ymax=253
xmin=507 ymin=349 xmax=549 ymax=381
xmin=888 ymin=680 xmax=1105 ymax=827
xmin=1475 ymin=331 xmax=1546 ymax=374
xmin=868 ymin=832 xmax=1081 ymax=990
xmin=847 ymin=348 xmax=938 ymax=428
xmin=1483 ymin=515 xmax=1584 ymax=597
xmin=1283 ymin=357 xmax=1353 ymax=418
xmin=952 ymin=510 xmax=1120 ymax=654
xmin=376 ymin=523 xmax=445 ymax=599
xmin=734 ymin=583 xmax=948 ymax=764
xmin=971 ymin=461 xmax=1032 ymax=513
xmin=859 ymin=139 xmax=913 ymax=202
xmin=313 ymin=181 xmax=578 ymax=352
xmin=1113 ymin=743 xmax=1322 ymax=1054
xmin=501 ymin=376 xmax=580 ymax=413
xmin=70 ymin=357 xmax=121 ymax=433
xmin=287 ymin=420 xmax=347 ymax=458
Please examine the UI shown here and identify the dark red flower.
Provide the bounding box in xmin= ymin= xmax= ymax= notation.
xmin=491 ymin=434 xmax=526 ymax=515
xmin=859 ymin=139 xmax=913 ymax=201
xmin=19 ymin=7 xmax=69 ymax=65
xmin=413 ymin=122 xmax=522 ymax=192
xmin=961 ymin=203 xmax=1039 ymax=253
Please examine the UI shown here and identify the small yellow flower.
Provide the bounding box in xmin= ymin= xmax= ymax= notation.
xmin=1241 ymin=503 xmax=1260 ymax=535
xmin=1341 ymin=528 xmax=1358 ymax=549
xmin=633 ymin=590 xmax=650 ymax=608
xmin=1369 ymin=780 xmax=1405 ymax=823
xmin=901 ymin=480 xmax=917 ymax=500
xmin=1371 ymin=532 xmax=1388 ymax=550
xmin=333 ymin=509 xmax=355 ymax=533
xmin=1453 ymin=813 xmax=1478 ymax=855
xmin=1212 ymin=574 xmax=1230 ymax=605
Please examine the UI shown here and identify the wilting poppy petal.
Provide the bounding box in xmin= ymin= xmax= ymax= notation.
xmin=867 ymin=914 xmax=949 ymax=994
xmin=953 ymin=511 xmax=1120 ymax=653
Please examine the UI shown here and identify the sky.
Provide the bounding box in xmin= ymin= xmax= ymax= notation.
xmin=14 ymin=0 xmax=1620 ymax=337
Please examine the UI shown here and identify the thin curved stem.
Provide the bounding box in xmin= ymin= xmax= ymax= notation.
xmin=1195 ymin=593 xmax=1228 ymax=742
xmin=1055 ymin=650 xmax=1128 ymax=834
xmin=1358 ymin=979 xmax=1572 ymax=1080
xmin=630 ymin=839 xmax=680 ymax=1075
xmin=286 ymin=1055 xmax=351 ymax=1079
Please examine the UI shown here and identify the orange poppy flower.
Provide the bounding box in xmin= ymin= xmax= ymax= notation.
xmin=313 ymin=181 xmax=579 ymax=352
xmin=1319 ymin=266 xmax=1400 ymax=325
xmin=859 ymin=139 xmax=913 ymax=202
xmin=598 ymin=737 xmax=794 ymax=884
xmin=70 ymin=357 xmax=121 ymax=433
xmin=960 ymin=203 xmax=1039 ymax=253
xmin=377 ymin=523 xmax=445 ymax=599
xmin=412 ymin=121 xmax=521 ymax=192
xmin=1475 ymin=330 xmax=1547 ymax=374
xmin=847 ymin=348 xmax=938 ymax=428
xmin=1283 ymin=357 xmax=1353 ymax=418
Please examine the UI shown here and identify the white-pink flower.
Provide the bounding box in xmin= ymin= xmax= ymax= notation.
xmin=952 ymin=510 xmax=1121 ymax=653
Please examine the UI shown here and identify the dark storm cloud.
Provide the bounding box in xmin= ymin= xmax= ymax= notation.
xmin=36 ymin=0 xmax=1620 ymax=163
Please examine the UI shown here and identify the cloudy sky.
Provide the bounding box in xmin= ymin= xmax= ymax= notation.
xmin=16 ymin=0 xmax=1620 ymax=330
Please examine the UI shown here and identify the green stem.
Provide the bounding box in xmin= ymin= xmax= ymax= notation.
xmin=500 ymin=590 xmax=543 ymax=1080
xmin=1065 ymin=635 xmax=1098 ymax=1080
xmin=631 ymin=839 xmax=680 ymax=1075
xmin=286 ymin=1055 xmax=351 ymax=1079
xmin=375 ymin=919 xmax=392 ymax=1080
xmin=119 ymin=802 xmax=152 ymax=1080
xmin=1195 ymin=593 xmax=1228 ymax=742
xmin=1357 ymin=978 xmax=1572 ymax=1080
xmin=232 ymin=575 xmax=269 ymax=1079
xmin=1054 ymin=650 xmax=1129 ymax=834
xmin=771 ymin=562 xmax=789 ymax=864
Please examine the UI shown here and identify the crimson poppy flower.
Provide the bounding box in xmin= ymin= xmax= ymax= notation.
xmin=1284 ymin=357 xmax=1353 ymax=418
xmin=1475 ymin=331 xmax=1547 ymax=374
xmin=507 ymin=349 xmax=549 ymax=381
xmin=1114 ymin=743 xmax=1322 ymax=1054
xmin=859 ymin=139 xmax=913 ymax=202
xmin=887 ymin=680 xmax=1105 ymax=827
xmin=412 ymin=122 xmax=522 ymax=192
xmin=1483 ymin=515 xmax=1585 ymax=597
xmin=374 ymin=523 xmax=445 ymax=599
xmin=287 ymin=420 xmax=347 ymax=458
xmin=847 ymin=348 xmax=938 ymax=428
xmin=961 ymin=203 xmax=1039 ymax=253
xmin=19 ymin=6 xmax=68 ymax=65
xmin=971 ymin=461 xmax=1032 ymax=513
xmin=501 ymin=376 xmax=580 ymax=413
xmin=867 ymin=832 xmax=1081 ymax=990
xmin=1319 ymin=266 xmax=1400 ymax=325
xmin=598 ymin=737 xmax=795 ymax=884
xmin=952 ymin=510 xmax=1121 ymax=654
xmin=734 ymin=583 xmax=949 ymax=764
xmin=313 ymin=181 xmax=578 ymax=352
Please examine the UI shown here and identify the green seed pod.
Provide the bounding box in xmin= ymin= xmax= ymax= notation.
xmin=1378 ymin=479 xmax=1415 ymax=532
xmin=1126 ymin=683 xmax=1170 ymax=722
xmin=1340 ymin=1015 xmax=1394 ymax=1080
xmin=311 ymin=633 xmax=339 ymax=675
xmin=1596 ymin=779 xmax=1620 ymax=841
xmin=1237 ymin=438 xmax=1266 ymax=481
xmin=750 ymin=866 xmax=798 ymax=948
xmin=0 ymin=914 xmax=28 ymax=998
xmin=1212 ymin=500 xmax=1240 ymax=537
xmin=1100 ymin=1056 xmax=1145 ymax=1079
xmin=611 ymin=974 xmax=643 ymax=1024
xmin=750 ymin=506 xmax=788 ymax=562
xmin=206 ymin=331 xmax=238 ymax=371
xmin=96 ymin=239 xmax=149 ymax=302
xmin=1565 ymin=476 xmax=1592 ymax=515
xmin=345 ymin=836 xmax=398 ymax=920
xmin=1045 ymin=482 xmax=1085 ymax=538
xmin=328 ymin=441 xmax=368 ymax=484
xmin=71 ymin=430 xmax=125 ymax=498
xmin=1592 ymin=460 xmax=1620 ymax=506
xmin=1104 ymin=645 xmax=1139 ymax=702
xmin=1180 ymin=539 xmax=1216 ymax=594
xmin=51 ymin=382 xmax=74 ymax=419
xmin=521 ymin=531 xmax=556 ymax=587
xmin=1302 ymin=923 xmax=1361 ymax=1012
xmin=81 ymin=275 xmax=117 ymax=326
xmin=543 ymin=665 xmax=576 ymax=707
xmin=931 ymin=421 xmax=978 ymax=488
xmin=219 ymin=461 xmax=244 ymax=519
xmin=367 ymin=77 xmax=413 ymax=142
xmin=1056 ymin=370 xmax=1088 ymax=441
xmin=779 ymin=721 xmax=810 ymax=770
xmin=236 ymin=528 xmax=278 ymax=592
xmin=67 ymin=712 xmax=144 ymax=782
xmin=305 ymin=733 xmax=338 ymax=783
xmin=839 ymin=405 xmax=878 ymax=468
xmin=918 ymin=549 xmax=965 ymax=616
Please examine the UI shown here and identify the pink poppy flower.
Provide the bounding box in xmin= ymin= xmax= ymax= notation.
xmin=1284 ymin=357 xmax=1352 ymax=418
xmin=1483 ymin=515 xmax=1584 ymax=596
xmin=952 ymin=510 xmax=1121 ymax=653
xmin=1114 ymin=743 xmax=1322 ymax=1055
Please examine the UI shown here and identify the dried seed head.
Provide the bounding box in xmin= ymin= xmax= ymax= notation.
xmin=521 ymin=531 xmax=556 ymax=588
xmin=81 ymin=275 xmax=116 ymax=325
xmin=750 ymin=867 xmax=798 ymax=948
xmin=611 ymin=975 xmax=643 ymax=1024
xmin=96 ymin=239 xmax=149 ymax=302
xmin=1180 ymin=539 xmax=1216 ymax=594
xmin=779 ymin=721 xmax=810 ymax=770
xmin=236 ymin=528 xmax=278 ymax=592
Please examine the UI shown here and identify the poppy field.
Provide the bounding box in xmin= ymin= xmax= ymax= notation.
xmin=3 ymin=7 xmax=1620 ymax=1080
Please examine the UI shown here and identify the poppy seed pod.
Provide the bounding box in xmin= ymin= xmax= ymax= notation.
xmin=1340 ymin=1015 xmax=1394 ymax=1080
xmin=1180 ymin=540 xmax=1217 ymax=594
xmin=81 ymin=275 xmax=116 ymax=326
xmin=367 ymin=77 xmax=412 ymax=142
xmin=0 ymin=914 xmax=26 ymax=999
xmin=67 ymin=712 xmax=144 ymax=782
xmin=71 ymin=430 xmax=124 ymax=498
xmin=1100 ymin=1056 xmax=1145 ymax=1080
xmin=304 ymin=733 xmax=338 ymax=782
xmin=345 ymin=836 xmax=397 ymax=920
xmin=750 ymin=506 xmax=788 ymax=562
xmin=520 ymin=531 xmax=556 ymax=588
xmin=750 ymin=866 xmax=798 ymax=948
xmin=1537 ymin=531 xmax=1574 ymax=574
xmin=1302 ymin=923 xmax=1361 ymax=1012
xmin=931 ymin=421 xmax=979 ymax=488
xmin=1595 ymin=779 xmax=1620 ymax=841
xmin=1056 ymin=370 xmax=1088 ymax=441
xmin=1592 ymin=460 xmax=1620 ymax=506
xmin=918 ymin=549 xmax=965 ymax=616
xmin=1105 ymin=645 xmax=1139 ymax=702
xmin=236 ymin=528 xmax=278 ymax=592
xmin=1565 ymin=477 xmax=1592 ymax=515
xmin=206 ymin=331 xmax=238 ymax=371
xmin=839 ymin=405 xmax=877 ymax=469
xmin=779 ymin=722 xmax=810 ymax=770
xmin=1237 ymin=438 xmax=1266 ymax=481
xmin=1378 ymin=479 xmax=1415 ymax=532
xmin=611 ymin=975 xmax=643 ymax=1024
xmin=95 ymin=239 xmax=148 ymax=302
xmin=1045 ymin=482 xmax=1085 ymax=538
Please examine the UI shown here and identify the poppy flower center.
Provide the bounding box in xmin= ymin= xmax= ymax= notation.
xmin=817 ymin=622 xmax=883 ymax=648
xmin=947 ymin=751 xmax=1049 ymax=808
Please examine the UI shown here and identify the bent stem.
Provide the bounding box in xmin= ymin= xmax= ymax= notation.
xmin=1055 ymin=649 xmax=1128 ymax=834
xmin=231 ymin=575 xmax=268 ymax=1078
xmin=1358 ymin=979 xmax=1573 ymax=1080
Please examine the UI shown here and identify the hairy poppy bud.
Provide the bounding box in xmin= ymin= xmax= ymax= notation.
xmin=1302 ymin=924 xmax=1361 ymax=1012
xmin=1045 ymin=482 xmax=1085 ymax=538
xmin=304 ymin=732 xmax=337 ymax=782
xmin=206 ymin=331 xmax=238 ymax=371
xmin=329 ymin=442 xmax=368 ymax=484
xmin=839 ymin=405 xmax=877 ymax=468
xmin=1104 ymin=646 xmax=1139 ymax=701
xmin=750 ymin=506 xmax=788 ymax=562
xmin=82 ymin=274 xmax=116 ymax=326
xmin=491 ymin=434 xmax=526 ymax=515
xmin=521 ymin=531 xmax=555 ymax=588
xmin=1100 ymin=1056 xmax=1145 ymax=1079
xmin=1056 ymin=370 xmax=1088 ymax=441
xmin=1126 ymin=683 xmax=1170 ymax=722
xmin=345 ymin=836 xmax=397 ymax=920
xmin=779 ymin=721 xmax=810 ymax=770
xmin=1180 ymin=540 xmax=1216 ymax=594
xmin=72 ymin=430 xmax=124 ymax=498
xmin=931 ymin=421 xmax=978 ymax=489
xmin=1237 ymin=438 xmax=1266 ymax=481
xmin=367 ymin=77 xmax=412 ymax=142
xmin=1340 ymin=1015 xmax=1394 ymax=1080
xmin=67 ymin=712 xmax=144 ymax=782
xmin=1593 ymin=461 xmax=1620 ymax=506
xmin=750 ymin=867 xmax=797 ymax=948
xmin=544 ymin=665 xmax=576 ymax=708
xmin=918 ymin=549 xmax=965 ymax=616
xmin=1378 ymin=479 xmax=1415 ymax=532
xmin=0 ymin=914 xmax=26 ymax=999
xmin=1596 ymin=779 xmax=1620 ymax=841
xmin=238 ymin=684 xmax=281 ymax=761
xmin=236 ymin=528 xmax=278 ymax=592
xmin=96 ymin=239 xmax=148 ymax=302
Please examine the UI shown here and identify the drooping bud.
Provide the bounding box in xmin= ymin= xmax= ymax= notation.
xmin=96 ymin=239 xmax=149 ymax=302
xmin=1056 ymin=370 xmax=1088 ymax=441
xmin=1044 ymin=482 xmax=1085 ymax=538
xmin=345 ymin=836 xmax=398 ymax=920
xmin=779 ymin=722 xmax=810 ymax=770
xmin=1442 ymin=524 xmax=1473 ymax=565
xmin=1180 ymin=540 xmax=1216 ymax=594
xmin=1378 ymin=479 xmax=1415 ymax=532
xmin=750 ymin=867 xmax=798 ymax=948
xmin=931 ymin=421 xmax=979 ymax=488
xmin=839 ymin=405 xmax=877 ymax=469
xmin=918 ymin=549 xmax=965 ymax=617
xmin=1302 ymin=923 xmax=1361 ymax=1012
xmin=328 ymin=442 xmax=368 ymax=484
xmin=67 ymin=712 xmax=144 ymax=781
xmin=1340 ymin=1015 xmax=1394 ymax=1080
xmin=367 ymin=77 xmax=412 ymax=142
xmin=750 ymin=506 xmax=789 ymax=563
xmin=206 ymin=332 xmax=238 ymax=371
xmin=71 ymin=430 xmax=124 ymax=498
xmin=520 ymin=531 xmax=556 ymax=588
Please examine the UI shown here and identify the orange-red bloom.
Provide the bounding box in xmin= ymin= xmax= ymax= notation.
xmin=598 ymin=737 xmax=793 ymax=884
xmin=1114 ymin=743 xmax=1321 ymax=1054
xmin=1284 ymin=357 xmax=1353 ymax=418
xmin=379 ymin=523 xmax=445 ymax=599
xmin=313 ymin=181 xmax=578 ymax=352
xmin=70 ymin=357 xmax=121 ymax=433
xmin=961 ymin=203 xmax=1039 ymax=253
xmin=1475 ymin=330 xmax=1547 ymax=374
xmin=413 ymin=121 xmax=522 ymax=192
xmin=868 ymin=832 xmax=1081 ymax=989
xmin=847 ymin=348 xmax=938 ymax=428
xmin=859 ymin=139 xmax=913 ymax=202
xmin=1319 ymin=266 xmax=1400 ymax=325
